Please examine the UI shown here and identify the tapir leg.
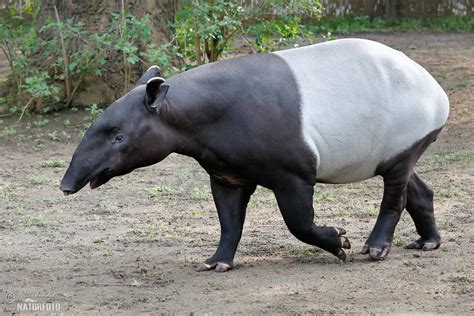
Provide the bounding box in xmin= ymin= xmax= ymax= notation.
xmin=405 ymin=172 xmax=441 ymax=250
xmin=196 ymin=177 xmax=256 ymax=272
xmin=363 ymin=128 xmax=442 ymax=260
xmin=361 ymin=176 xmax=409 ymax=260
xmin=273 ymin=176 xmax=351 ymax=260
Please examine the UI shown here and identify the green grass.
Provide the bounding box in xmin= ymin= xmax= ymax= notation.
xmin=40 ymin=159 xmax=66 ymax=168
xmin=130 ymin=220 xmax=169 ymax=238
xmin=33 ymin=143 xmax=46 ymax=151
xmin=47 ymin=131 xmax=60 ymax=141
xmin=191 ymin=187 xmax=209 ymax=201
xmin=437 ymin=186 xmax=461 ymax=199
xmin=158 ymin=272 xmax=174 ymax=285
xmin=32 ymin=116 xmax=49 ymax=127
xmin=0 ymin=126 xmax=16 ymax=137
xmin=148 ymin=185 xmax=173 ymax=198
xmin=314 ymin=190 xmax=337 ymax=203
xmin=308 ymin=15 xmax=474 ymax=34
xmin=438 ymin=220 xmax=456 ymax=231
xmin=418 ymin=151 xmax=473 ymax=172
xmin=29 ymin=175 xmax=49 ymax=185
xmin=191 ymin=209 xmax=207 ymax=218
xmin=366 ymin=206 xmax=379 ymax=216
xmin=282 ymin=244 xmax=322 ymax=262
xmin=0 ymin=182 xmax=13 ymax=201
xmin=30 ymin=213 xmax=55 ymax=231
xmin=393 ymin=235 xmax=407 ymax=247
xmin=100 ymin=200 xmax=119 ymax=214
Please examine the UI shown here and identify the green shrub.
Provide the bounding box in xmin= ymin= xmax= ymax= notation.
xmin=172 ymin=0 xmax=323 ymax=62
xmin=1 ymin=1 xmax=323 ymax=115
xmin=109 ymin=12 xmax=154 ymax=92
xmin=39 ymin=17 xmax=109 ymax=107
xmin=84 ymin=104 xmax=104 ymax=129
xmin=247 ymin=0 xmax=323 ymax=52
xmin=0 ymin=3 xmax=168 ymax=115
xmin=173 ymin=0 xmax=245 ymax=64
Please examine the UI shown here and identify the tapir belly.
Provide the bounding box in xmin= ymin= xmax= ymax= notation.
xmin=274 ymin=39 xmax=449 ymax=183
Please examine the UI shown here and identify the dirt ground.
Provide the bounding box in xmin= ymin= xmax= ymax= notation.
xmin=1 ymin=32 xmax=473 ymax=314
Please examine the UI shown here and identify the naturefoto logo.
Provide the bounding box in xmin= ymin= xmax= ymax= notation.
xmin=3 ymin=290 xmax=63 ymax=313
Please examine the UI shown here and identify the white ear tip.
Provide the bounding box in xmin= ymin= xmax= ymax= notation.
xmin=146 ymin=76 xmax=165 ymax=84
xmin=148 ymin=65 xmax=160 ymax=71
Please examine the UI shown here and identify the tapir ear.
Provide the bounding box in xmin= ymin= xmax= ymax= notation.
xmin=145 ymin=77 xmax=169 ymax=111
xmin=136 ymin=65 xmax=161 ymax=86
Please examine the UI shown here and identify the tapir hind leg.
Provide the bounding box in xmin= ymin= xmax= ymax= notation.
xmin=405 ymin=172 xmax=441 ymax=250
xmin=196 ymin=177 xmax=256 ymax=272
xmin=362 ymin=128 xmax=442 ymax=260
xmin=273 ymin=176 xmax=351 ymax=260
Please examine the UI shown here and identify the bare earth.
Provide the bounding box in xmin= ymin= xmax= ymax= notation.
xmin=0 ymin=33 xmax=473 ymax=314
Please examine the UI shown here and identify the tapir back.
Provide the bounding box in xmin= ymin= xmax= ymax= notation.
xmin=273 ymin=39 xmax=449 ymax=183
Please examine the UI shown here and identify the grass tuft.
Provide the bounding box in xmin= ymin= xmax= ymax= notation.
xmin=40 ymin=160 xmax=66 ymax=168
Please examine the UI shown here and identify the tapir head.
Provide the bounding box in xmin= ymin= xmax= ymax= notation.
xmin=60 ymin=66 xmax=174 ymax=195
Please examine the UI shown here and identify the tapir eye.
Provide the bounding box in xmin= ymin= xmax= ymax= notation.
xmin=113 ymin=134 xmax=124 ymax=144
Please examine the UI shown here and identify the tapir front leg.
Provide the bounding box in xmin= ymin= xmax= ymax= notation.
xmin=273 ymin=176 xmax=351 ymax=260
xmin=196 ymin=177 xmax=256 ymax=272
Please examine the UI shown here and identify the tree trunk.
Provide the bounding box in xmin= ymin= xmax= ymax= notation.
xmin=384 ymin=0 xmax=401 ymax=19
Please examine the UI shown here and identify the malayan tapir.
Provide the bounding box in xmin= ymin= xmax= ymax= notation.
xmin=60 ymin=38 xmax=449 ymax=272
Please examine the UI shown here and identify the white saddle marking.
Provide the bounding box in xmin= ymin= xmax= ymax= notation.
xmin=274 ymin=39 xmax=449 ymax=183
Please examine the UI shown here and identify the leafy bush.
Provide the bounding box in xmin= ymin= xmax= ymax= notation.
xmin=1 ymin=0 xmax=324 ymax=115
xmin=0 ymin=1 xmax=42 ymax=112
xmin=20 ymin=71 xmax=59 ymax=113
xmin=0 ymin=3 xmax=165 ymax=114
xmin=173 ymin=0 xmax=323 ymax=63
xmin=39 ymin=17 xmax=108 ymax=107
xmin=109 ymin=12 xmax=154 ymax=92
xmin=1 ymin=2 xmax=102 ymax=113
xmin=174 ymin=0 xmax=245 ymax=64
xmin=249 ymin=16 xmax=312 ymax=52
xmin=247 ymin=0 xmax=323 ymax=52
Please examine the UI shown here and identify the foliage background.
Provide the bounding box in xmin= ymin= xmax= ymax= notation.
xmin=0 ymin=0 xmax=472 ymax=115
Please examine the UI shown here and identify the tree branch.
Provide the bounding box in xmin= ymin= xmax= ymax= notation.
xmin=53 ymin=5 xmax=71 ymax=101
xmin=18 ymin=97 xmax=34 ymax=122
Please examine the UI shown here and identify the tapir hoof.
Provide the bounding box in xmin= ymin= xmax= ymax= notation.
xmin=331 ymin=227 xmax=351 ymax=261
xmin=360 ymin=243 xmax=391 ymax=260
xmin=215 ymin=262 xmax=232 ymax=272
xmin=195 ymin=261 xmax=233 ymax=272
xmin=335 ymin=249 xmax=347 ymax=261
xmin=406 ymin=238 xmax=441 ymax=251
